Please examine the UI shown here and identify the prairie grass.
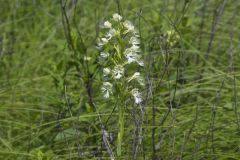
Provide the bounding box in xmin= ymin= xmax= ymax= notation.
xmin=0 ymin=0 xmax=240 ymax=159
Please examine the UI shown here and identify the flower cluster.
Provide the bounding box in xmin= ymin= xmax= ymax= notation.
xmin=98 ymin=13 xmax=145 ymax=104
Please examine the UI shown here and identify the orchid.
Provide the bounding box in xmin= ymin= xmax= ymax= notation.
xmin=131 ymin=88 xmax=143 ymax=104
xmin=112 ymin=13 xmax=122 ymax=21
xmin=101 ymin=82 xmax=113 ymax=98
xmin=104 ymin=21 xmax=112 ymax=28
xmin=103 ymin=68 xmax=111 ymax=76
xmin=100 ymin=52 xmax=109 ymax=58
xmin=101 ymin=37 xmax=109 ymax=44
xmin=125 ymin=52 xmax=140 ymax=64
xmin=123 ymin=20 xmax=135 ymax=32
xmin=129 ymin=37 xmax=140 ymax=45
xmin=113 ymin=65 xmax=124 ymax=79
xmin=97 ymin=13 xmax=145 ymax=157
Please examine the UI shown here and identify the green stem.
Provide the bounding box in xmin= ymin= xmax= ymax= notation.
xmin=117 ymin=98 xmax=124 ymax=157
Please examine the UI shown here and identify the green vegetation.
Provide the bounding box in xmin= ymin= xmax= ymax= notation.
xmin=0 ymin=0 xmax=240 ymax=159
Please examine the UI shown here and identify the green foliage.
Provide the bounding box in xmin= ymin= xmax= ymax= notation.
xmin=0 ymin=0 xmax=240 ymax=159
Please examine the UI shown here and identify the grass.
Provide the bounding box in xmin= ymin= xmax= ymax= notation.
xmin=0 ymin=0 xmax=240 ymax=159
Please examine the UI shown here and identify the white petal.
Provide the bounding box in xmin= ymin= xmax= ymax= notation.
xmin=129 ymin=37 xmax=140 ymax=45
xmin=137 ymin=60 xmax=144 ymax=66
xmin=113 ymin=65 xmax=124 ymax=79
xmin=131 ymin=88 xmax=143 ymax=104
xmin=104 ymin=21 xmax=112 ymax=28
xmin=100 ymin=52 xmax=109 ymax=58
xmin=105 ymin=32 xmax=113 ymax=40
xmin=123 ymin=20 xmax=135 ymax=32
xmin=131 ymin=45 xmax=140 ymax=51
xmin=113 ymin=13 xmax=122 ymax=21
xmin=101 ymin=82 xmax=113 ymax=98
xmin=103 ymin=68 xmax=111 ymax=75
xmin=115 ymin=73 xmax=122 ymax=79
xmin=101 ymin=38 xmax=108 ymax=44
xmin=103 ymin=91 xmax=110 ymax=98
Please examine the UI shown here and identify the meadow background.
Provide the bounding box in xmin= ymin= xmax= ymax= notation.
xmin=0 ymin=0 xmax=240 ymax=159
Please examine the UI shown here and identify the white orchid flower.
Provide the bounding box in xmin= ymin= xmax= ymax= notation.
xmin=101 ymin=82 xmax=113 ymax=98
xmin=100 ymin=52 xmax=109 ymax=58
xmin=112 ymin=13 xmax=122 ymax=21
xmin=105 ymin=28 xmax=116 ymax=40
xmin=113 ymin=65 xmax=124 ymax=79
xmin=104 ymin=21 xmax=112 ymax=28
xmin=129 ymin=37 xmax=140 ymax=45
xmin=131 ymin=88 xmax=143 ymax=104
xmin=101 ymin=37 xmax=109 ymax=44
xmin=123 ymin=20 xmax=135 ymax=32
xmin=125 ymin=52 xmax=140 ymax=64
xmin=103 ymin=68 xmax=111 ymax=76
